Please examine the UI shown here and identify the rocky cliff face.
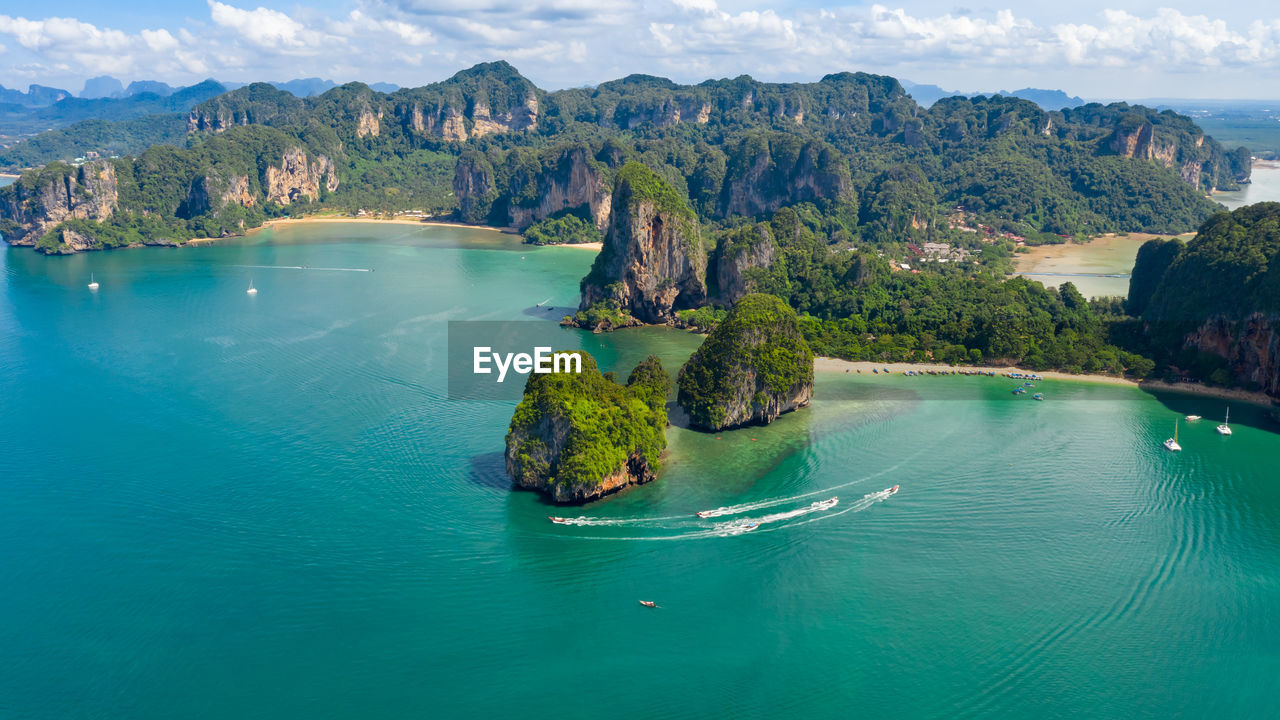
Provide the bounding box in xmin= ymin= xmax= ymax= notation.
xmin=1108 ymin=120 xmax=1243 ymax=192
xmin=579 ymin=162 xmax=706 ymax=324
xmin=1184 ymin=313 xmax=1280 ymax=397
xmin=713 ymin=223 xmax=775 ymax=304
xmin=180 ymin=171 xmax=255 ymax=218
xmin=719 ymin=134 xmax=851 ymax=217
xmin=0 ymin=161 xmax=118 ymax=246
xmin=453 ymin=151 xmax=496 ymax=223
xmin=505 ymin=147 xmax=611 ymax=230
xmin=1136 ymin=203 xmax=1280 ymax=399
xmin=264 ymin=148 xmax=338 ymax=204
xmin=677 ymin=293 xmax=814 ymax=431
xmin=505 ymin=354 xmax=669 ymax=504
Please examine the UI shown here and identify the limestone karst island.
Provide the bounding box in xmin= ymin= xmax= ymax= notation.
xmin=3 ymin=1 xmax=1280 ymax=718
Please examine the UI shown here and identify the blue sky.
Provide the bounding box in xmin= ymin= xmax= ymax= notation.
xmin=2 ymin=1 xmax=1279 ymax=99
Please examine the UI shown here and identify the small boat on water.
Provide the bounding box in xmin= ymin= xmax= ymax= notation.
xmin=811 ymin=497 xmax=839 ymax=510
xmin=87 ymin=273 xmax=99 ymax=290
xmin=1185 ymin=415 xmax=1202 ymax=422
xmin=888 ymin=485 xmax=899 ymax=495
xmin=742 ymin=522 xmax=760 ymax=532
xmin=1033 ymin=393 xmax=1044 ymax=401
xmin=1217 ymin=407 xmax=1232 ymax=436
xmin=696 ymin=507 xmax=726 ymax=519
xmin=639 ymin=600 xmax=657 ymax=608
xmin=1164 ymin=419 xmax=1182 ymax=452
xmin=246 ymin=280 xmax=257 ymax=295
xmin=548 ymin=516 xmax=573 ymax=525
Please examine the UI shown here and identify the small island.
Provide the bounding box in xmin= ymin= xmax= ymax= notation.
xmin=677 ymin=293 xmax=815 ymax=431
xmin=505 ymin=353 xmax=671 ymax=503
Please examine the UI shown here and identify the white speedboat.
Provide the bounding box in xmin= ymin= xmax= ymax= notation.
xmin=1185 ymin=415 xmax=1201 ymax=421
xmin=1164 ymin=419 xmax=1182 ymax=451
xmin=1216 ymin=407 xmax=1232 ymax=436
xmin=811 ymin=497 xmax=839 ymax=510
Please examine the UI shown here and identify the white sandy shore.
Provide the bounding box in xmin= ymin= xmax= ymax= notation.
xmin=251 ymin=216 xmax=518 ymax=234
xmin=815 ymin=358 xmax=1276 ymax=408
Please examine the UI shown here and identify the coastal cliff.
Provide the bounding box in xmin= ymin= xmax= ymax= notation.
xmin=578 ymin=162 xmax=706 ymax=324
xmin=1132 ymin=202 xmax=1280 ymax=398
xmin=0 ymin=141 xmax=337 ymax=253
xmin=505 ymin=353 xmax=670 ymax=504
xmin=504 ymin=147 xmax=611 ymax=230
xmin=677 ymin=293 xmax=814 ymax=431
xmin=0 ymin=160 xmax=117 ymax=246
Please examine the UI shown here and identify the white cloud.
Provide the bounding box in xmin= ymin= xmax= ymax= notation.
xmin=207 ymin=1 xmax=335 ymax=52
xmin=2 ymin=4 xmax=1280 ymax=98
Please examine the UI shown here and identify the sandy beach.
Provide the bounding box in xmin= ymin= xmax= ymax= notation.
xmin=252 ymin=216 xmax=519 ymax=234
xmin=555 ymin=241 xmax=602 ymax=251
xmin=815 ymin=358 xmax=1276 ymax=408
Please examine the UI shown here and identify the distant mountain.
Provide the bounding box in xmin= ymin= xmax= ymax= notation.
xmin=901 ymin=81 xmax=1084 ymax=110
xmin=1000 ymin=88 xmax=1085 ymax=110
xmin=900 ymin=80 xmax=963 ymax=107
xmin=0 ymin=84 xmax=73 ymax=108
xmin=81 ymin=76 xmax=125 ymax=99
xmin=125 ymin=81 xmax=174 ymax=98
xmin=369 ymin=82 xmax=400 ymax=93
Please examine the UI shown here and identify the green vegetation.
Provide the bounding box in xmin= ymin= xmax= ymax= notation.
xmin=506 ymin=352 xmax=670 ymax=495
xmin=567 ymin=295 xmax=635 ymax=331
xmin=1129 ymin=202 xmax=1280 ymax=391
xmin=678 ymin=294 xmax=814 ymax=430
xmin=522 ymin=212 xmax=602 ymax=245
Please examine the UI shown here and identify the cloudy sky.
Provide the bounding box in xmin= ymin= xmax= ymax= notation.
xmin=2 ymin=1 xmax=1279 ymax=99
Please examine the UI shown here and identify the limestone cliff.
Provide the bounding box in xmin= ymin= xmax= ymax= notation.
xmin=1105 ymin=116 xmax=1249 ymax=192
xmin=264 ymin=147 xmax=338 ymax=204
xmin=179 ymin=170 xmax=255 ymax=219
xmin=579 ymin=162 xmax=706 ymax=324
xmin=505 ymin=147 xmax=611 ymax=230
xmin=505 ymin=354 xmax=670 ymax=504
xmin=1134 ymin=203 xmax=1280 ymax=399
xmin=712 ymin=223 xmax=776 ymax=305
xmin=677 ymin=293 xmax=814 ymax=431
xmin=453 ymin=151 xmax=496 ymax=224
xmin=1183 ymin=313 xmax=1280 ymax=398
xmin=719 ymin=133 xmax=851 ymax=217
xmin=0 ymin=160 xmax=117 ymax=246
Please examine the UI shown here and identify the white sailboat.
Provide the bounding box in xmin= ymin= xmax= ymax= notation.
xmin=87 ymin=273 xmax=99 ymax=290
xmin=246 ymin=280 xmax=258 ymax=295
xmin=1217 ymin=407 xmax=1232 ymax=436
xmin=1163 ymin=419 xmax=1182 ymax=452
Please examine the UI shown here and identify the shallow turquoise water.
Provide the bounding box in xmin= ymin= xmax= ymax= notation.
xmin=2 ymin=223 xmax=1278 ymax=718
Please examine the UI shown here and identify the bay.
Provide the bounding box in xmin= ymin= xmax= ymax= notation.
xmin=2 ymin=223 xmax=1278 ymax=718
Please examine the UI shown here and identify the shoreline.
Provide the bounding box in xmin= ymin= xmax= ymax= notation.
xmin=251 ymin=216 xmax=518 ymax=234
xmin=814 ymin=358 xmax=1276 ymax=408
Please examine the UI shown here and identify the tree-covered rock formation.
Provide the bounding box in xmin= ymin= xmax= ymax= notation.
xmin=577 ymin=162 xmax=706 ymax=324
xmin=1 ymin=61 xmax=1252 ymax=254
xmin=1130 ymin=202 xmax=1280 ymax=396
xmin=678 ymin=293 xmax=814 ymax=431
xmin=505 ymin=353 xmax=671 ymax=504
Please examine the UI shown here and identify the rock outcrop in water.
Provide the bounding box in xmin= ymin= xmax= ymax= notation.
xmin=577 ymin=162 xmax=706 ymax=324
xmin=677 ymin=293 xmax=814 ymax=430
xmin=505 ymin=353 xmax=671 ymax=504
xmin=0 ymin=160 xmax=117 ymax=246
xmin=1131 ymin=202 xmax=1280 ymax=398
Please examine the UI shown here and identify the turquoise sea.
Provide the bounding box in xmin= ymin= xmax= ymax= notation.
xmin=2 ymin=222 xmax=1278 ymax=718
